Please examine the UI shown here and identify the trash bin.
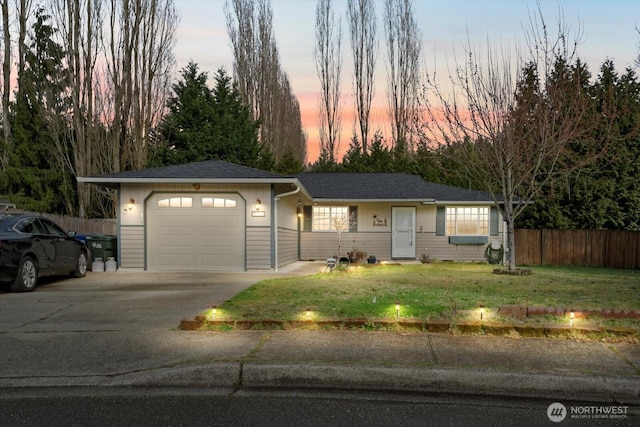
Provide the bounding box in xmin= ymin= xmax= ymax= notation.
xmin=85 ymin=233 xmax=118 ymax=263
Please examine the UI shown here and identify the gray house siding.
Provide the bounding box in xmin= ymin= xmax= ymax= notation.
xmin=277 ymin=227 xmax=298 ymax=267
xmin=120 ymin=225 xmax=144 ymax=268
xmin=300 ymin=231 xmax=391 ymax=260
xmin=415 ymin=233 xmax=500 ymax=262
xmin=299 ymin=203 xmax=504 ymax=262
xmin=247 ymin=226 xmax=271 ymax=269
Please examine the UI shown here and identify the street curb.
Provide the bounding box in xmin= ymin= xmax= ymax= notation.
xmin=0 ymin=362 xmax=242 ymax=389
xmin=1 ymin=361 xmax=637 ymax=404
xmin=241 ymin=362 xmax=640 ymax=403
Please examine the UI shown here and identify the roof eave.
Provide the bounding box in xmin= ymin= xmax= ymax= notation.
xmin=311 ymin=198 xmax=432 ymax=203
xmin=76 ymin=177 xmax=299 ymax=185
xmin=310 ymin=198 xmax=502 ymax=204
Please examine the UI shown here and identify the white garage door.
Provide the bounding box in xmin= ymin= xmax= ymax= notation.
xmin=147 ymin=193 xmax=245 ymax=271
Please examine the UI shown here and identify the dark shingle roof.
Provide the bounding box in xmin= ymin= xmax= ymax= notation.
xmin=295 ymin=172 xmax=495 ymax=202
xmin=90 ymin=160 xmax=284 ymax=180
xmin=79 ymin=160 xmax=497 ymax=203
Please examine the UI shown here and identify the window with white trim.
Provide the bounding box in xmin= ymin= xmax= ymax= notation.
xmin=202 ymin=197 xmax=237 ymax=208
xmin=312 ymin=206 xmax=349 ymax=232
xmin=446 ymin=207 xmax=489 ymax=235
xmin=158 ymin=197 xmax=193 ymax=208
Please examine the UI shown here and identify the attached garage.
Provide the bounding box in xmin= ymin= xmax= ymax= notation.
xmin=146 ymin=193 xmax=245 ymax=271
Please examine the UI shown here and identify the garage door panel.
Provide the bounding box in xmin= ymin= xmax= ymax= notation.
xmin=157 ymin=253 xmax=195 ymax=270
xmin=147 ymin=193 xmax=245 ymax=271
xmin=157 ymin=214 xmax=195 ymax=227
xmin=199 ymin=254 xmax=240 ymax=266
xmin=200 ymin=214 xmax=239 ymax=228
xmin=157 ymin=235 xmax=194 ymax=247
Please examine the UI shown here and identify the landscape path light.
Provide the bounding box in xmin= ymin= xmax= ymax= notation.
xmin=210 ymin=305 xmax=217 ymax=320
xmin=395 ymin=301 xmax=400 ymax=320
xmin=570 ymin=311 xmax=575 ymax=327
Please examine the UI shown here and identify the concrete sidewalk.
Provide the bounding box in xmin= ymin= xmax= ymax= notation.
xmin=1 ymin=329 xmax=638 ymax=404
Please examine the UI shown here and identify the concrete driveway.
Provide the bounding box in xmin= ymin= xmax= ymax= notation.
xmin=0 ymin=262 xmax=324 ymax=333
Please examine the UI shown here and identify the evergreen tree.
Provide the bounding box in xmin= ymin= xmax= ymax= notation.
xmin=517 ymin=60 xmax=640 ymax=231
xmin=148 ymin=63 xmax=265 ymax=169
xmin=0 ymin=8 xmax=71 ymax=213
xmin=273 ymin=147 xmax=305 ymax=175
xmin=341 ymin=134 xmax=369 ymax=172
xmin=367 ymin=130 xmax=393 ymax=171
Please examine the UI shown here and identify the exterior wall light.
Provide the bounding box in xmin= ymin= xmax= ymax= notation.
xmin=251 ymin=198 xmax=266 ymax=217
xmin=127 ymin=198 xmax=135 ymax=211
xmin=297 ymin=206 xmax=302 ymax=218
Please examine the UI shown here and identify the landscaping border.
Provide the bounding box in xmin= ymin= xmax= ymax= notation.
xmin=179 ymin=316 xmax=639 ymax=340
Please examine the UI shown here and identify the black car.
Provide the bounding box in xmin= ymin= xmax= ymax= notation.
xmin=0 ymin=214 xmax=88 ymax=292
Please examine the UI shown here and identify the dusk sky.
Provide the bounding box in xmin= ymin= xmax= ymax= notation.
xmin=173 ymin=0 xmax=640 ymax=161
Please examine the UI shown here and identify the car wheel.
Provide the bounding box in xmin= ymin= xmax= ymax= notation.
xmin=72 ymin=252 xmax=88 ymax=278
xmin=10 ymin=256 xmax=38 ymax=292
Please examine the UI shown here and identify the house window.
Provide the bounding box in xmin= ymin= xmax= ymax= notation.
xmin=446 ymin=207 xmax=489 ymax=235
xmin=158 ymin=197 xmax=193 ymax=208
xmin=312 ymin=206 xmax=349 ymax=232
xmin=202 ymin=197 xmax=237 ymax=208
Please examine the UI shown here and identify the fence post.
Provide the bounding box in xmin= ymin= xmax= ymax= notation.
xmin=540 ymin=229 xmax=545 ymax=266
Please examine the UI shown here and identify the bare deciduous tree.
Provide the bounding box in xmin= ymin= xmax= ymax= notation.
xmin=1 ymin=0 xmax=11 ymax=169
xmin=226 ymin=0 xmax=306 ymax=164
xmin=347 ymin=0 xmax=376 ymax=153
xmin=314 ymin=0 xmax=342 ymax=163
xmin=419 ymin=6 xmax=602 ymax=271
xmin=104 ymin=0 xmax=176 ymax=169
xmin=47 ymin=0 xmax=103 ymax=217
xmin=46 ymin=0 xmax=176 ymax=217
xmin=383 ymin=0 xmax=421 ymax=151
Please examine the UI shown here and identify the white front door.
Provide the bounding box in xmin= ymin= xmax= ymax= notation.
xmin=392 ymin=207 xmax=415 ymax=259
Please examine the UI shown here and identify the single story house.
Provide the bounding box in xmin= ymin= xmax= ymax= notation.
xmin=78 ymin=160 xmax=505 ymax=271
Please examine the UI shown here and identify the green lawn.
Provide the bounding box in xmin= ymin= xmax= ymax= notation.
xmin=213 ymin=263 xmax=640 ymax=326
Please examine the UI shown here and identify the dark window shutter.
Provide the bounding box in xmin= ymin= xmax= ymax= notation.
xmin=303 ymin=205 xmax=312 ymax=231
xmin=436 ymin=206 xmax=445 ymax=236
xmin=349 ymin=206 xmax=358 ymax=232
xmin=490 ymin=206 xmax=499 ymax=236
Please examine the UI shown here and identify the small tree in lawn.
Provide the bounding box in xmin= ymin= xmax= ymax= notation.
xmin=332 ymin=212 xmax=349 ymax=257
xmin=418 ymin=7 xmax=605 ymax=271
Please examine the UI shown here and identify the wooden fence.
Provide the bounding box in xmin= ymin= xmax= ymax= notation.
xmin=515 ymin=229 xmax=640 ymax=269
xmin=6 ymin=209 xmax=117 ymax=236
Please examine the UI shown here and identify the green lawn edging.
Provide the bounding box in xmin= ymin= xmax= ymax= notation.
xmin=179 ymin=316 xmax=639 ymax=340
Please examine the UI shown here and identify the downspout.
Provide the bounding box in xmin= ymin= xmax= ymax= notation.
xmin=273 ymin=185 xmax=301 ymax=271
